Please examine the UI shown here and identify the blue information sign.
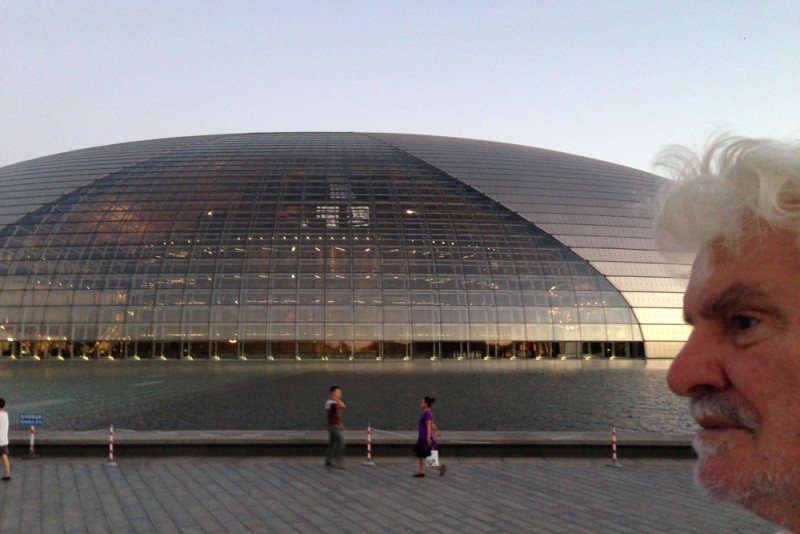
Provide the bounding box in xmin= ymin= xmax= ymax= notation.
xmin=18 ymin=413 xmax=44 ymax=426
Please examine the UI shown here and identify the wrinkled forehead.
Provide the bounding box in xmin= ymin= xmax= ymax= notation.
xmin=687 ymin=245 xmax=715 ymax=289
xmin=687 ymin=222 xmax=800 ymax=296
xmin=689 ymin=217 xmax=800 ymax=280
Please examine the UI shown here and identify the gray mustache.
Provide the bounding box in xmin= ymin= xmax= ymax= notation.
xmin=689 ymin=393 xmax=760 ymax=431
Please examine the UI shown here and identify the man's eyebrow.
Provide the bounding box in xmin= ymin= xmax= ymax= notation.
xmin=697 ymin=284 xmax=773 ymax=320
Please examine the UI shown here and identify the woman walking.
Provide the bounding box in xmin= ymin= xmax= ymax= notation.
xmin=413 ymin=396 xmax=445 ymax=477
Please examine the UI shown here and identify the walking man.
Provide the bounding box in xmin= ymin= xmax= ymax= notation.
xmin=325 ymin=386 xmax=346 ymax=469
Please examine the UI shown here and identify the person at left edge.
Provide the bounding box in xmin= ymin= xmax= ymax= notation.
xmin=0 ymin=398 xmax=11 ymax=481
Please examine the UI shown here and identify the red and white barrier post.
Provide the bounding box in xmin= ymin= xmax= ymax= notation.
xmin=363 ymin=426 xmax=376 ymax=466
xmin=25 ymin=426 xmax=38 ymax=459
xmin=105 ymin=425 xmax=118 ymax=467
xmin=607 ymin=426 xmax=621 ymax=468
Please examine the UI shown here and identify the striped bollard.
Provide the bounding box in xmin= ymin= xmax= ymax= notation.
xmin=607 ymin=426 xmax=621 ymax=468
xmin=105 ymin=425 xmax=118 ymax=467
xmin=363 ymin=426 xmax=376 ymax=466
xmin=25 ymin=426 xmax=39 ymax=459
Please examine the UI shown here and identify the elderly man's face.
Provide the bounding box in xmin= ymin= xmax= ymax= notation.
xmin=667 ymin=223 xmax=800 ymax=523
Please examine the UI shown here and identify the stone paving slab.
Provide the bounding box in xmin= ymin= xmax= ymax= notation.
xmin=0 ymin=456 xmax=776 ymax=533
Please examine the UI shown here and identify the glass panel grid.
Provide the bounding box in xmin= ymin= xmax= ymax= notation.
xmin=0 ymin=133 xmax=653 ymax=358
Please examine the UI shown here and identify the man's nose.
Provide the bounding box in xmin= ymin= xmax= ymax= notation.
xmin=667 ymin=330 xmax=730 ymax=397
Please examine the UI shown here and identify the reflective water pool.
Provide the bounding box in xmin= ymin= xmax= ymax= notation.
xmin=0 ymin=359 xmax=695 ymax=433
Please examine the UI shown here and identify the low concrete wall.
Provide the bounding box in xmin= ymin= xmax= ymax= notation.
xmin=9 ymin=429 xmax=696 ymax=459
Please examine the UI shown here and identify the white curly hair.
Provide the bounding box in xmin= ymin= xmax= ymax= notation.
xmin=654 ymin=134 xmax=800 ymax=257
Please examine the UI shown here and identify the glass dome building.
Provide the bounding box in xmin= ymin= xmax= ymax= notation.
xmin=0 ymin=133 xmax=692 ymax=360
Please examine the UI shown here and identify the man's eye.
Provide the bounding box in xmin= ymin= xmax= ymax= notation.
xmin=730 ymin=314 xmax=758 ymax=332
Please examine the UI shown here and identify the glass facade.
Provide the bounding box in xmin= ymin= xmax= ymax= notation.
xmin=0 ymin=133 xmax=689 ymax=360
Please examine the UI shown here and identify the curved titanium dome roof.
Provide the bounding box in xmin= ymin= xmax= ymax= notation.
xmin=0 ymin=133 xmax=691 ymax=360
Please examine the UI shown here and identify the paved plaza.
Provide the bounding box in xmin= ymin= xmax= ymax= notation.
xmin=0 ymin=360 xmax=777 ymax=532
xmin=0 ymin=455 xmax=776 ymax=533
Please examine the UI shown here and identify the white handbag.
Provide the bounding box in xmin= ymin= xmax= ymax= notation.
xmin=425 ymin=449 xmax=439 ymax=467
